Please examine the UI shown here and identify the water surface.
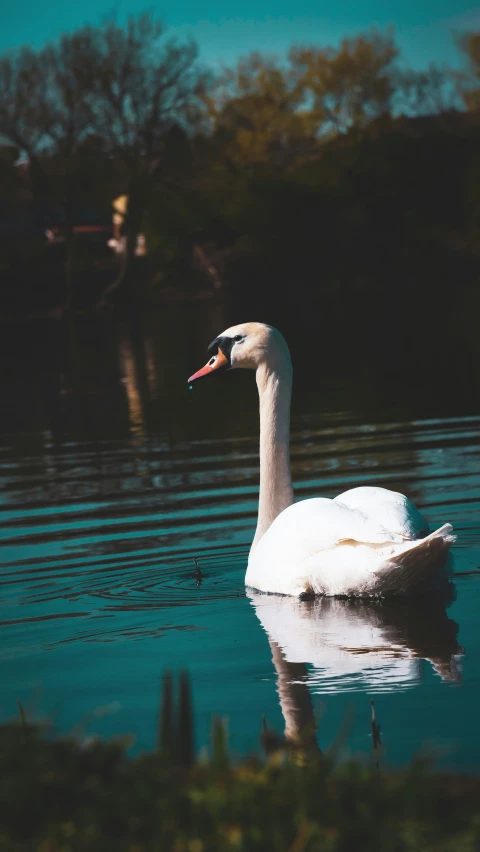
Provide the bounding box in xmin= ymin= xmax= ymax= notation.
xmin=0 ymin=309 xmax=479 ymax=770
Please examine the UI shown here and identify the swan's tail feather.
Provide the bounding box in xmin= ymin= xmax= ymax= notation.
xmin=373 ymin=524 xmax=456 ymax=596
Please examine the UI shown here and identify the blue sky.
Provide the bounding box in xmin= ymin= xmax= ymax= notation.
xmin=1 ymin=1 xmax=480 ymax=68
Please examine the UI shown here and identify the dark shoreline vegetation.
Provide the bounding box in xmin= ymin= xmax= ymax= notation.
xmin=1 ymin=15 xmax=480 ymax=333
xmin=3 ymin=673 xmax=480 ymax=852
xmin=2 ymin=20 xmax=480 ymax=399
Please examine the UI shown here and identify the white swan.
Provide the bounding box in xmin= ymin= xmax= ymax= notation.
xmin=189 ymin=322 xmax=455 ymax=597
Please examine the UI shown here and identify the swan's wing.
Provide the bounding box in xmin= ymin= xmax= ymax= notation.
xmin=246 ymin=496 xmax=449 ymax=597
xmin=334 ymin=486 xmax=429 ymax=540
xmin=251 ymin=497 xmax=403 ymax=569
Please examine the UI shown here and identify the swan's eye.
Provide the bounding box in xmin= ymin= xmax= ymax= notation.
xmin=234 ymin=335 xmax=243 ymax=343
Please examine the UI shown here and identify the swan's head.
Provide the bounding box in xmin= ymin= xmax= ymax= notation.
xmin=188 ymin=322 xmax=291 ymax=384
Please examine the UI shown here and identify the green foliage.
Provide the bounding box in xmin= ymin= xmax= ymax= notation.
xmin=1 ymin=713 xmax=480 ymax=851
xmin=205 ymin=52 xmax=317 ymax=171
xmin=459 ymin=32 xmax=480 ymax=110
xmin=1 ymin=18 xmax=480 ymax=309
xmin=290 ymin=29 xmax=399 ymax=135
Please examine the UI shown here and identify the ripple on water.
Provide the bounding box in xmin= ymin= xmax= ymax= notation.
xmin=0 ymin=413 xmax=479 ymax=655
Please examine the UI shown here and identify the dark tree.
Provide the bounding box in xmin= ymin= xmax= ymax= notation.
xmin=0 ymin=47 xmax=51 ymax=221
xmin=290 ymin=30 xmax=399 ymax=135
xmin=395 ymin=63 xmax=463 ymax=116
xmin=84 ymin=13 xmax=204 ymax=300
xmin=459 ymin=31 xmax=480 ymax=111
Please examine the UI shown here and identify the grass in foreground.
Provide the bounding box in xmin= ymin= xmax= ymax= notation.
xmin=2 ymin=673 xmax=480 ymax=851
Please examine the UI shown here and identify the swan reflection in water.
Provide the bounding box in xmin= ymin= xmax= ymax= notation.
xmin=248 ymin=590 xmax=464 ymax=753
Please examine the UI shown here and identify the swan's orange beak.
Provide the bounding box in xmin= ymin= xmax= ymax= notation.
xmin=188 ymin=348 xmax=229 ymax=384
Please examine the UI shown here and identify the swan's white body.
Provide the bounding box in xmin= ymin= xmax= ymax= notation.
xmin=247 ymin=488 xmax=454 ymax=597
xmin=190 ymin=322 xmax=455 ymax=597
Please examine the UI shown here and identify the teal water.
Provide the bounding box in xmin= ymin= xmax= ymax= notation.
xmin=0 ymin=310 xmax=479 ymax=770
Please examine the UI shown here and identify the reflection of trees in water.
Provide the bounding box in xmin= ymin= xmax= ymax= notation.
xmin=2 ymin=304 xmax=478 ymax=543
xmin=118 ymin=329 xmax=148 ymax=444
xmin=4 ymin=298 xmax=476 ymax=450
xmin=115 ymin=299 xmax=231 ymax=438
xmin=2 ymin=305 xmax=253 ymax=519
xmin=250 ymin=591 xmax=463 ymax=752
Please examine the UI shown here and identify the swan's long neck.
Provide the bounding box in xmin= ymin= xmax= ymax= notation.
xmin=251 ymin=360 xmax=294 ymax=552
